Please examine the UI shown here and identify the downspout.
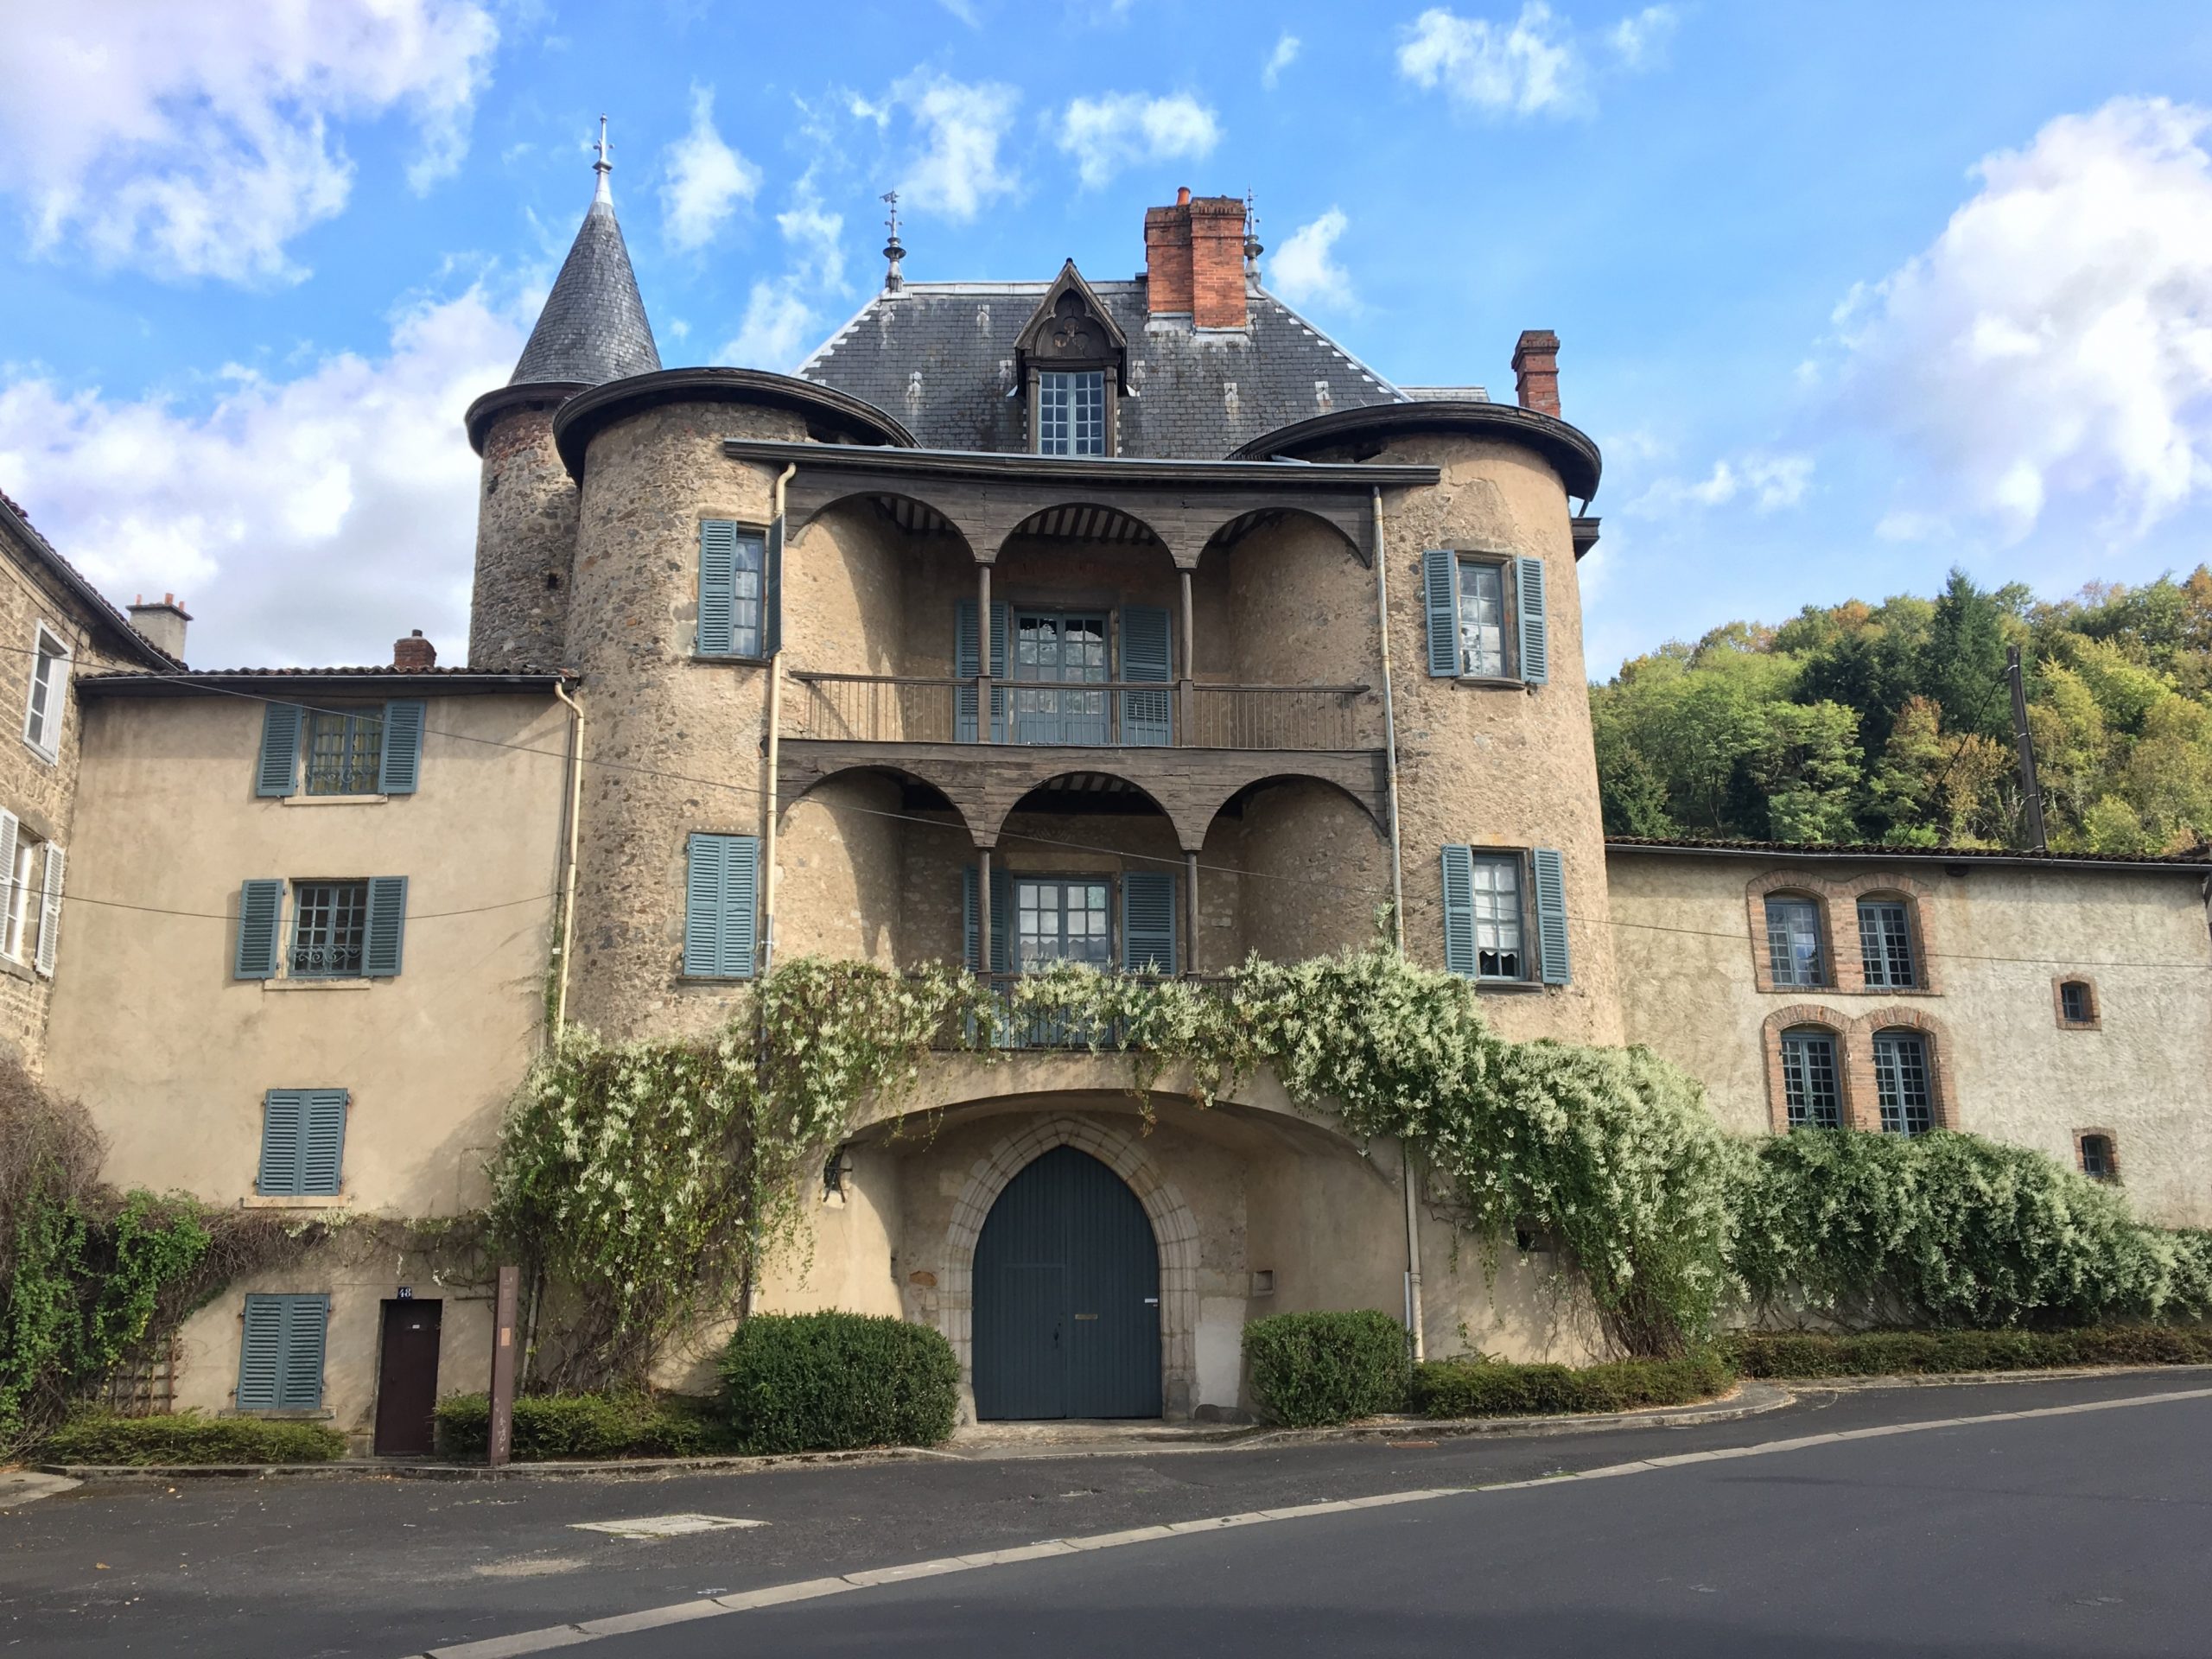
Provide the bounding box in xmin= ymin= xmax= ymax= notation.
xmin=550 ymin=679 xmax=585 ymax=1039
xmin=1373 ymin=484 xmax=1423 ymax=1363
xmin=760 ymin=463 xmax=797 ymax=978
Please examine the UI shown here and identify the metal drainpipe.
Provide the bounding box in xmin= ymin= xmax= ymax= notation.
xmin=1373 ymin=484 xmax=1423 ymax=1363
xmin=760 ymin=463 xmax=797 ymax=976
xmin=550 ymin=679 xmax=585 ymax=1038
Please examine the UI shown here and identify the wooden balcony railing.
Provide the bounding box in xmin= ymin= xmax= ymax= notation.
xmin=785 ymin=673 xmax=1370 ymax=752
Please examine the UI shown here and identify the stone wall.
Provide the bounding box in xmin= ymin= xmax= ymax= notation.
xmin=1609 ymin=849 xmax=2212 ymax=1226
xmin=468 ymin=403 xmax=580 ymax=671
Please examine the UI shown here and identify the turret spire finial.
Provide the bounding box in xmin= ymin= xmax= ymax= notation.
xmin=592 ymin=115 xmax=612 ymax=203
xmin=881 ymin=190 xmax=906 ymax=293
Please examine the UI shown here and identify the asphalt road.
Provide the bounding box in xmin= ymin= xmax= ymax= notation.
xmin=3 ymin=1372 xmax=2208 ymax=1658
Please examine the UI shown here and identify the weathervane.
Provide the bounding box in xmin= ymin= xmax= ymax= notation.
xmin=593 ymin=115 xmax=612 ymax=202
xmin=1244 ymin=188 xmax=1263 ymax=281
xmin=881 ymin=190 xmax=906 ymax=293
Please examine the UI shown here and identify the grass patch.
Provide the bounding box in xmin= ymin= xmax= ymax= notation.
xmin=38 ymin=1411 xmax=347 ymax=1465
xmin=1410 ymin=1351 xmax=1733 ymax=1419
xmin=1727 ymin=1325 xmax=2212 ymax=1378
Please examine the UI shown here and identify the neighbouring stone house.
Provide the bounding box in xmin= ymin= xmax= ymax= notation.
xmin=15 ymin=153 xmax=2211 ymax=1449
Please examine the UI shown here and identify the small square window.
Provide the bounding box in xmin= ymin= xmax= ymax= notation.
xmin=303 ymin=709 xmax=385 ymax=796
xmin=289 ymin=881 xmax=370 ymax=977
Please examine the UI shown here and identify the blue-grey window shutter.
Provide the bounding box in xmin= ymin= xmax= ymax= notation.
xmin=697 ymin=520 xmax=738 ymax=655
xmin=1121 ymin=869 xmax=1178 ymax=974
xmin=278 ymin=1295 xmax=328 ymax=1409
xmin=1516 ymin=556 xmax=1549 ymax=685
xmin=684 ymin=834 xmax=757 ymax=978
xmin=257 ymin=703 xmax=302 ymax=797
xmin=1440 ymin=845 xmax=1477 ymax=977
xmin=378 ymin=700 xmax=425 ymax=794
xmin=963 ymin=864 xmax=980 ymax=971
xmin=257 ymin=1090 xmax=305 ymax=1195
xmin=1533 ymin=847 xmax=1570 ymax=985
xmin=1423 ymin=550 xmax=1461 ymax=678
xmin=962 ymin=865 xmax=1012 ymax=972
xmin=1120 ymin=606 xmax=1173 ymax=747
xmin=236 ymin=880 xmax=284 ymax=980
xmin=237 ymin=1295 xmax=285 ymax=1409
xmin=363 ymin=877 xmax=408 ymax=977
xmin=955 ymin=599 xmax=981 ymax=743
xmin=763 ymin=516 xmax=785 ymax=658
xmin=302 ymin=1090 xmax=347 ymax=1194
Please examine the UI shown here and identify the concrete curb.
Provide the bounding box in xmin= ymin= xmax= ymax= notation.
xmin=35 ymin=1382 xmax=1794 ymax=1484
xmin=1777 ymin=1361 xmax=2212 ymax=1392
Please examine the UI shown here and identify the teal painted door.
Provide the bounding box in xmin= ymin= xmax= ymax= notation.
xmin=972 ymin=1147 xmax=1161 ymax=1420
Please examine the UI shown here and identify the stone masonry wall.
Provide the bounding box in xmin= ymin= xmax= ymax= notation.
xmin=469 ymin=403 xmax=580 ymax=670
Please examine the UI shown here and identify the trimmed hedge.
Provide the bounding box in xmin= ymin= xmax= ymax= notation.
xmin=39 ymin=1411 xmax=347 ymax=1466
xmin=1243 ymin=1310 xmax=1409 ymax=1426
xmin=1411 ymin=1351 xmax=1733 ymax=1419
xmin=719 ymin=1312 xmax=959 ymax=1454
xmin=1729 ymin=1325 xmax=2212 ymax=1379
xmin=434 ymin=1391 xmax=739 ymax=1461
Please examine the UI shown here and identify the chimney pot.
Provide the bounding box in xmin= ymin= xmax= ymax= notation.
xmin=1177 ymin=186 xmax=1191 ymax=206
xmin=1512 ymin=329 xmax=1562 ymax=418
xmin=393 ymin=629 xmax=438 ymax=671
xmin=126 ymin=593 xmax=192 ymax=660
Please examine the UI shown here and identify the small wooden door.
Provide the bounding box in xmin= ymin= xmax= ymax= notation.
xmin=372 ymin=1299 xmax=442 ymax=1457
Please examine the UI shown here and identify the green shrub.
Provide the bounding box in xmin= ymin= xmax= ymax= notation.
xmin=38 ymin=1411 xmax=346 ymax=1465
xmin=1242 ymin=1310 xmax=1409 ymax=1426
xmin=718 ymin=1312 xmax=959 ymax=1454
xmin=433 ymin=1390 xmax=739 ymax=1461
xmin=1729 ymin=1325 xmax=2212 ymax=1378
xmin=1410 ymin=1351 xmax=1732 ymax=1419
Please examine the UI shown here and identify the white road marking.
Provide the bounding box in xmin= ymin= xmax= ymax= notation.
xmin=566 ymin=1514 xmax=766 ymax=1540
xmin=408 ymin=1384 xmax=2212 ymax=1659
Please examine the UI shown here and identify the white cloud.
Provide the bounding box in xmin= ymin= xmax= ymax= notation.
xmin=0 ymin=1 xmax=498 ymax=284
xmin=1263 ymin=33 xmax=1302 ymax=89
xmin=1605 ymin=4 xmax=1678 ymax=69
xmin=896 ymin=75 xmax=1022 ymax=221
xmin=1057 ymin=92 xmax=1221 ymax=190
xmin=1834 ymin=97 xmax=2212 ymax=540
xmin=938 ymin=0 xmax=982 ymax=23
xmin=660 ymin=86 xmax=762 ymax=253
xmin=0 ymin=289 xmax=524 ymax=667
xmin=1630 ymin=453 xmax=1815 ymax=515
xmin=1271 ymin=208 xmax=1355 ymax=312
xmin=719 ymin=179 xmax=849 ymax=372
xmin=1396 ymin=4 xmax=1580 ymax=118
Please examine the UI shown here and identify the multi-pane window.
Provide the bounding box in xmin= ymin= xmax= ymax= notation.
xmin=2080 ymin=1133 xmax=2116 ymax=1181
xmin=304 ymin=709 xmax=385 ymax=796
xmin=1780 ymin=1027 xmax=1843 ymax=1128
xmin=1456 ymin=559 xmax=1510 ymax=677
xmin=1872 ymin=1031 xmax=1935 ymax=1135
xmin=1038 ymin=371 xmax=1106 ymax=456
xmin=1011 ymin=613 xmax=1109 ymax=744
xmin=2059 ymin=980 xmax=2095 ymax=1027
xmin=1764 ymin=896 xmax=1826 ymax=987
xmin=1 ymin=835 xmax=35 ymax=963
xmin=1014 ymin=878 xmax=1112 ymax=972
xmin=289 ymin=881 xmax=369 ymax=977
xmin=1858 ymin=899 xmax=1916 ymax=988
xmin=22 ymin=626 xmax=69 ymax=759
xmin=1471 ymin=854 xmax=1524 ymax=980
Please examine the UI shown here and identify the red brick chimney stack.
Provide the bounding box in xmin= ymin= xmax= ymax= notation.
xmin=394 ymin=629 xmax=437 ymax=670
xmin=1513 ymin=329 xmax=1562 ymax=417
xmin=1144 ymin=187 xmax=1250 ymax=329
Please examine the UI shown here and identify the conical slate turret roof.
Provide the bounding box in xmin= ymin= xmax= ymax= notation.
xmin=510 ymin=142 xmax=659 ymax=387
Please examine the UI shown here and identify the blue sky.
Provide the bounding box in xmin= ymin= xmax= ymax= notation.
xmin=3 ymin=2 xmax=2210 ymax=671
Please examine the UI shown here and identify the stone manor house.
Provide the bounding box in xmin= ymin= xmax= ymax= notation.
xmin=6 ymin=157 xmax=2209 ymax=1450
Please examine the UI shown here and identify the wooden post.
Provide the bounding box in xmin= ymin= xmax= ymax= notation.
xmin=978 ymin=847 xmax=994 ymax=979
xmin=1185 ymin=850 xmax=1200 ymax=977
xmin=1178 ymin=569 xmax=1196 ymax=746
xmin=487 ymin=1264 xmax=519 ymax=1468
xmin=977 ymin=564 xmax=995 ymax=745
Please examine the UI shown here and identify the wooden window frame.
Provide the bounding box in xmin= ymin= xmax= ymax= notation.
xmin=1745 ymin=870 xmax=1942 ymax=995
xmin=2053 ymin=975 xmax=2101 ymax=1030
xmin=1454 ymin=555 xmax=1517 ymax=682
xmin=21 ymin=621 xmax=70 ymax=763
xmin=1762 ymin=1003 xmax=1958 ymax=1133
xmin=2075 ymin=1128 xmax=2120 ymax=1183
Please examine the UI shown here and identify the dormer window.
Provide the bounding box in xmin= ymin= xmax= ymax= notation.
xmin=1039 ymin=370 xmax=1106 ymax=456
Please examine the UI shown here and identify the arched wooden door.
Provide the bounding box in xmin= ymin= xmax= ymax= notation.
xmin=972 ymin=1146 xmax=1162 ymax=1420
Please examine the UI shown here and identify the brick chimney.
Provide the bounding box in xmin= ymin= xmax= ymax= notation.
xmin=127 ymin=593 xmax=190 ymax=659
xmin=1512 ymin=329 xmax=1561 ymax=417
xmin=393 ymin=628 xmax=437 ymax=670
xmin=1144 ymin=187 xmax=1249 ymax=330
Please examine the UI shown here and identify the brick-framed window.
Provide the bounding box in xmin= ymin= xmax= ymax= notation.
xmin=2054 ymin=976 xmax=2101 ymax=1030
xmin=1763 ymin=1003 xmax=1957 ymax=1134
xmin=1779 ymin=1025 xmax=1845 ymax=1128
xmin=1764 ymin=893 xmax=1827 ymax=988
xmin=1745 ymin=869 xmax=1941 ymax=995
xmin=2075 ymin=1128 xmax=2120 ymax=1182
xmin=1871 ymin=1028 xmax=1936 ymax=1135
xmin=1856 ymin=895 xmax=1920 ymax=989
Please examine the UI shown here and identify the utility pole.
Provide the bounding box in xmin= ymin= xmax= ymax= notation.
xmin=2007 ymin=644 xmax=2048 ymax=852
xmin=487 ymin=1265 xmax=518 ymax=1467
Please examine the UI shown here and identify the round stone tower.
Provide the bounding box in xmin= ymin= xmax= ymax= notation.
xmin=464 ymin=124 xmax=661 ymax=670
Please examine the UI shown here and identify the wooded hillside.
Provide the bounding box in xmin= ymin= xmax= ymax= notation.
xmin=1590 ymin=568 xmax=2212 ymax=855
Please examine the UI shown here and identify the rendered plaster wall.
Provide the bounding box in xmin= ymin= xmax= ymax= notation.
xmin=1236 ymin=779 xmax=1393 ymax=963
xmin=1376 ymin=435 xmax=1622 ymax=1046
xmin=563 ymin=399 xmax=798 ymax=1042
xmin=468 ymin=404 xmax=579 ymax=671
xmin=773 ymin=771 xmax=906 ymax=967
xmin=1608 ymin=850 xmax=2212 ymax=1226
xmin=45 ymin=692 xmax=569 ymax=1215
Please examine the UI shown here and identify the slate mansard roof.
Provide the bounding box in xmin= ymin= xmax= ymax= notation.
xmin=797 ymin=281 xmax=1415 ymax=461
xmin=511 ymin=188 xmax=661 ymax=387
